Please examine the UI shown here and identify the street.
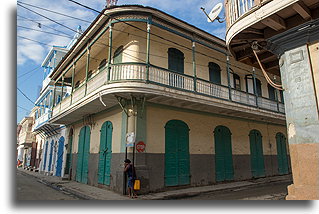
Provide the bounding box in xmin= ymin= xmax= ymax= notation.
xmin=16 ymin=170 xmax=80 ymax=200
xmin=176 ymin=180 xmax=292 ymax=200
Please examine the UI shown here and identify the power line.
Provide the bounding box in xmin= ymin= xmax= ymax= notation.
xmin=17 ymin=88 xmax=35 ymax=105
xmin=17 ymin=3 xmax=78 ymax=34
xmin=17 ymin=105 xmax=31 ymax=112
xmin=18 ymin=66 xmax=41 ymax=78
xmin=17 ymin=1 xmax=92 ymax=24
xmin=17 ymin=25 xmax=73 ymax=39
xmin=17 ymin=15 xmax=73 ymax=37
xmin=18 ymin=35 xmax=53 ymax=46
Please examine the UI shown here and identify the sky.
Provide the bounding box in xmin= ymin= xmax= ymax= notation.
xmin=16 ymin=0 xmax=225 ymax=123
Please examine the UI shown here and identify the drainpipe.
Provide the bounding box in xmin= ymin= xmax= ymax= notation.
xmin=70 ymin=60 xmax=75 ymax=105
xmin=84 ymin=43 xmax=90 ymax=96
xmin=226 ymin=55 xmax=232 ymax=101
xmin=60 ymin=76 xmax=64 ymax=112
xmin=107 ymin=25 xmax=113 ymax=82
xmin=192 ymin=41 xmax=197 ymax=92
xmin=146 ymin=18 xmax=151 ymax=83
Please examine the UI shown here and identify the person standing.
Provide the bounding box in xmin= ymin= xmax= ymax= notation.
xmin=124 ymin=159 xmax=137 ymax=198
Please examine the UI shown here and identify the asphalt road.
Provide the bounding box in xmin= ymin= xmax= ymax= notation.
xmin=177 ymin=180 xmax=292 ymax=200
xmin=16 ymin=170 xmax=79 ymax=200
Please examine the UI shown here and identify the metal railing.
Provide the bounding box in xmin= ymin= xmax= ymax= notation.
xmin=52 ymin=63 xmax=285 ymax=117
xmin=196 ymin=78 xmax=229 ymax=100
xmin=149 ymin=66 xmax=194 ymax=91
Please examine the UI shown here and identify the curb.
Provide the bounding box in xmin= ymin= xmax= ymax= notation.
xmin=140 ymin=176 xmax=292 ymax=200
xmin=18 ymin=170 xmax=93 ymax=200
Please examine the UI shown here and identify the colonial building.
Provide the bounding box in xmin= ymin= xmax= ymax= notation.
xmin=224 ymin=0 xmax=318 ymax=199
xmin=17 ymin=110 xmax=36 ymax=169
xmin=47 ymin=5 xmax=289 ymax=194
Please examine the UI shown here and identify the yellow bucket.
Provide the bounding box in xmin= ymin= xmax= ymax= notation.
xmin=134 ymin=179 xmax=140 ymax=190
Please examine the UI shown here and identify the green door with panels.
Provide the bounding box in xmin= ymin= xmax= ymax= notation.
xmin=276 ymin=133 xmax=289 ymax=175
xmin=214 ymin=125 xmax=234 ymax=182
xmin=76 ymin=126 xmax=91 ymax=184
xmin=249 ymin=130 xmax=265 ymax=178
xmin=98 ymin=121 xmax=113 ymax=185
xmin=165 ymin=120 xmax=190 ymax=187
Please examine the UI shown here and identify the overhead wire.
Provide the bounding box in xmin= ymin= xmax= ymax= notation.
xmin=66 ymin=0 xmax=277 ymax=80
xmin=17 ymin=25 xmax=73 ymax=39
xmin=17 ymin=1 xmax=92 ymax=24
xmin=17 ymin=88 xmax=35 ymax=105
xmin=18 ymin=66 xmax=41 ymax=78
xmin=17 ymin=1 xmax=280 ymax=86
xmin=17 ymin=15 xmax=73 ymax=37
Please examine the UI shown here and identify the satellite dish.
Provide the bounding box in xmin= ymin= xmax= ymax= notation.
xmin=201 ymin=3 xmax=224 ymax=23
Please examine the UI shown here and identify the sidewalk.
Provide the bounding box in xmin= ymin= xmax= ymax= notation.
xmin=18 ymin=168 xmax=292 ymax=200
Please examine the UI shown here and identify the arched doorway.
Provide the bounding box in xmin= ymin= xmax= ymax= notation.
xmin=276 ymin=132 xmax=289 ymax=175
xmin=76 ymin=126 xmax=91 ymax=184
xmin=249 ymin=130 xmax=265 ymax=178
xmin=98 ymin=121 xmax=113 ymax=185
xmin=165 ymin=120 xmax=190 ymax=186
xmin=55 ymin=136 xmax=65 ymax=177
xmin=214 ymin=125 xmax=234 ymax=182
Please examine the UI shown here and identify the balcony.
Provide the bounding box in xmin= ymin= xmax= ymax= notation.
xmin=225 ymin=0 xmax=319 ymax=75
xmin=51 ymin=63 xmax=285 ymax=125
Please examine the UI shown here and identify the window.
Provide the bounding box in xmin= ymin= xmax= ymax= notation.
xmin=208 ymin=62 xmax=221 ymax=84
xmin=233 ymin=73 xmax=241 ymax=90
xmin=113 ymin=46 xmax=123 ymax=64
xmin=168 ymin=48 xmax=184 ymax=74
xmin=280 ymin=90 xmax=284 ymax=103
xmin=268 ymin=84 xmax=276 ymax=100
xmin=98 ymin=59 xmax=106 ymax=70
xmin=255 ymin=78 xmax=262 ymax=97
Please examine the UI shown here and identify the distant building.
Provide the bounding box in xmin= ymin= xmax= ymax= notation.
xmin=17 ymin=113 xmax=36 ymax=168
xmin=224 ymin=0 xmax=319 ymax=199
xmin=46 ymin=5 xmax=290 ymax=194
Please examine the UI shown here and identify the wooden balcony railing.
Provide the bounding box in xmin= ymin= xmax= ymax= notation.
xmin=226 ymin=0 xmax=267 ymax=27
xmin=52 ymin=63 xmax=285 ymax=117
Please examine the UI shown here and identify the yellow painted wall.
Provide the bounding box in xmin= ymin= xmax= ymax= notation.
xmin=70 ymin=108 xmax=123 ymax=154
xmin=146 ymin=105 xmax=287 ymax=155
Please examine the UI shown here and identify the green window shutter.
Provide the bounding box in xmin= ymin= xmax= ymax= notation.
xmin=104 ymin=122 xmax=113 ymax=185
xmin=113 ymin=46 xmax=123 ymax=64
xmin=209 ymin=62 xmax=221 ymax=84
xmin=165 ymin=120 xmax=190 ymax=187
xmin=268 ymin=84 xmax=276 ymax=101
xmin=215 ymin=126 xmax=233 ymax=182
xmin=276 ymin=133 xmax=288 ymax=175
xmin=98 ymin=123 xmax=107 ymax=184
xmin=168 ymin=48 xmax=184 ymax=74
xmin=249 ymin=130 xmax=265 ymax=178
xmin=165 ymin=122 xmax=178 ymax=186
xmin=82 ymin=126 xmax=91 ymax=184
xmin=256 ymin=78 xmax=262 ymax=97
xmin=224 ymin=128 xmax=234 ymax=180
xmin=76 ymin=127 xmax=85 ymax=182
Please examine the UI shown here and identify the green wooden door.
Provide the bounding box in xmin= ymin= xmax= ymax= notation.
xmin=65 ymin=135 xmax=73 ymax=175
xmin=276 ymin=133 xmax=288 ymax=175
xmin=214 ymin=126 xmax=234 ymax=182
xmin=98 ymin=121 xmax=113 ymax=185
xmin=76 ymin=126 xmax=91 ymax=184
xmin=249 ymin=130 xmax=265 ymax=178
xmin=165 ymin=120 xmax=190 ymax=187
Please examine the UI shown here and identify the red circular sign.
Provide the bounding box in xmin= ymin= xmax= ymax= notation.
xmin=136 ymin=141 xmax=146 ymax=153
